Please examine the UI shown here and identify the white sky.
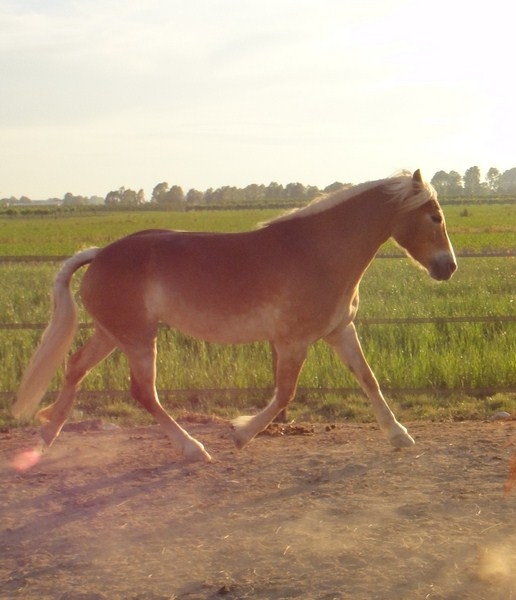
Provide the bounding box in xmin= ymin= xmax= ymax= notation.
xmin=1 ymin=0 xmax=514 ymax=199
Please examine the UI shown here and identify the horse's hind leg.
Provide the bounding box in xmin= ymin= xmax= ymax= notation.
xmin=271 ymin=343 xmax=288 ymax=423
xmin=124 ymin=340 xmax=211 ymax=462
xmin=37 ymin=328 xmax=115 ymax=447
xmin=232 ymin=342 xmax=307 ymax=449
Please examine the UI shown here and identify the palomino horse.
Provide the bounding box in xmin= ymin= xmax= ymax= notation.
xmin=13 ymin=170 xmax=456 ymax=462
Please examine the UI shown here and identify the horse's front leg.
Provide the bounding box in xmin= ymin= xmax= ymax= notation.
xmin=325 ymin=322 xmax=415 ymax=448
xmin=232 ymin=342 xmax=307 ymax=449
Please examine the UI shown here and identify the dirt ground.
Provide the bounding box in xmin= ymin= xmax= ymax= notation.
xmin=1 ymin=418 xmax=516 ymax=600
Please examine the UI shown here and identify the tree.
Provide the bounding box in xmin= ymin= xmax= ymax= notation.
xmin=121 ymin=189 xmax=136 ymax=205
xmin=105 ymin=187 xmax=142 ymax=205
xmin=305 ymin=185 xmax=320 ymax=200
xmin=209 ymin=186 xmax=240 ymax=203
xmin=430 ymin=171 xmax=463 ymax=197
xmin=186 ymin=188 xmax=204 ymax=204
xmin=136 ymin=189 xmax=146 ymax=204
xmin=204 ymin=188 xmax=215 ymax=203
xmin=285 ymin=182 xmax=306 ymax=199
xmin=63 ymin=192 xmax=87 ymax=205
xmin=265 ymin=182 xmax=284 ymax=199
xmin=152 ymin=182 xmax=169 ymax=203
xmin=485 ymin=168 xmax=501 ymax=193
xmin=499 ymin=168 xmax=516 ymax=194
xmin=153 ymin=185 xmax=185 ymax=209
xmin=105 ymin=189 xmax=123 ymax=205
xmin=431 ymin=171 xmax=450 ymax=196
xmin=323 ymin=181 xmax=349 ymax=194
xmin=447 ymin=171 xmax=464 ymax=196
xmin=244 ymin=184 xmax=265 ymax=202
xmin=463 ymin=166 xmax=484 ymax=197
xmin=165 ymin=185 xmax=184 ymax=205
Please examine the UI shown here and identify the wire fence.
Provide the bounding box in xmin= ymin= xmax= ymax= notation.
xmin=0 ymin=251 xmax=515 ymax=263
xmin=0 ymin=385 xmax=515 ymax=404
xmin=2 ymin=314 xmax=516 ymax=332
xmin=2 ymin=252 xmax=514 ymax=397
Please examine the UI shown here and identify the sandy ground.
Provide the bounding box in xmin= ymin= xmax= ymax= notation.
xmin=1 ymin=418 xmax=516 ymax=600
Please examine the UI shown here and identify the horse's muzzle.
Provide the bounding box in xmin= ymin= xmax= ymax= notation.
xmin=429 ymin=253 xmax=457 ymax=281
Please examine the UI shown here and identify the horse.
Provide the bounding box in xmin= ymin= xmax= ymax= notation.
xmin=13 ymin=170 xmax=457 ymax=463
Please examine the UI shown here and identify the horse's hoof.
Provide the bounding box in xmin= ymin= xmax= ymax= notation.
xmin=231 ymin=416 xmax=253 ymax=450
xmin=183 ymin=439 xmax=212 ymax=462
xmin=231 ymin=426 xmax=250 ymax=450
xmin=390 ymin=431 xmax=415 ymax=448
xmin=232 ymin=433 xmax=248 ymax=450
xmin=38 ymin=422 xmax=62 ymax=447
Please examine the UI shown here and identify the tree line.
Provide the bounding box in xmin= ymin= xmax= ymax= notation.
xmin=430 ymin=166 xmax=516 ymax=197
xmin=2 ymin=166 xmax=516 ymax=209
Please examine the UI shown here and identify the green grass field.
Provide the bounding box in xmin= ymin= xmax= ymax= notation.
xmin=0 ymin=203 xmax=514 ymax=255
xmin=0 ymin=203 xmax=514 ymax=427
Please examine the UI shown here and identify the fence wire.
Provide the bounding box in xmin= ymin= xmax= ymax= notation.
xmin=2 ymin=252 xmax=514 ymax=397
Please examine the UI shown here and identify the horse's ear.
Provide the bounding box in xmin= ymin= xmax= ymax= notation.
xmin=412 ymin=169 xmax=423 ymax=184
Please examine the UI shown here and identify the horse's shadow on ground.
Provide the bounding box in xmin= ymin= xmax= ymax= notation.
xmin=2 ymin=426 xmax=379 ymax=548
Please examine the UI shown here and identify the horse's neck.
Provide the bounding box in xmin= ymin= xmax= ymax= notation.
xmin=308 ymin=191 xmax=395 ymax=268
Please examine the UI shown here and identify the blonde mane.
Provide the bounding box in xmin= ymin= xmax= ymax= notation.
xmin=264 ymin=171 xmax=437 ymax=226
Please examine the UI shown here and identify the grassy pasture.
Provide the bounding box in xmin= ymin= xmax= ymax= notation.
xmin=0 ymin=202 xmax=514 ymax=255
xmin=0 ymin=210 xmax=280 ymax=256
xmin=0 ymin=204 xmax=514 ymax=427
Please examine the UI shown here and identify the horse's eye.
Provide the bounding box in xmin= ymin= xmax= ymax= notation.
xmin=431 ymin=214 xmax=443 ymax=224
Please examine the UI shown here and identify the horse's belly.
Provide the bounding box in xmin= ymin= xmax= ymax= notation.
xmin=160 ymin=304 xmax=281 ymax=343
xmin=148 ymin=284 xmax=284 ymax=343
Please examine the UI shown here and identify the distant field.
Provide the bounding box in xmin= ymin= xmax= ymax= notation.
xmin=0 ymin=210 xmax=280 ymax=256
xmin=0 ymin=202 xmax=514 ymax=255
xmin=0 ymin=204 xmax=514 ymax=426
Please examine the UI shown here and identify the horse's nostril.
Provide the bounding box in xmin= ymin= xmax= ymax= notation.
xmin=431 ymin=256 xmax=457 ymax=281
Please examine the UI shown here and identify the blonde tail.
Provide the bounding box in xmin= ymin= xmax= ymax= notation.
xmin=13 ymin=248 xmax=100 ymax=420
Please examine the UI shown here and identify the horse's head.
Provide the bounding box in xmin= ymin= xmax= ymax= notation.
xmin=391 ymin=170 xmax=457 ymax=281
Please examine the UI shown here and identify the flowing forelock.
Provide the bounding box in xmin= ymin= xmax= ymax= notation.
xmin=384 ymin=170 xmax=438 ymax=213
xmin=263 ymin=171 xmax=437 ymax=226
